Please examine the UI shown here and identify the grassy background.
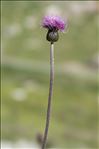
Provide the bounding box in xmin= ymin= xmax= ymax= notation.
xmin=1 ymin=1 xmax=98 ymax=148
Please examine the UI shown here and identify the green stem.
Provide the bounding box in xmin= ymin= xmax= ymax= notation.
xmin=42 ymin=42 xmax=54 ymax=149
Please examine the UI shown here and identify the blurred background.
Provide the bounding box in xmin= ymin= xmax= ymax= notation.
xmin=1 ymin=1 xmax=98 ymax=149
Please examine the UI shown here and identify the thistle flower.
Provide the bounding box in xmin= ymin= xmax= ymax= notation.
xmin=41 ymin=15 xmax=67 ymax=149
xmin=42 ymin=15 xmax=66 ymax=42
xmin=42 ymin=15 xmax=66 ymax=31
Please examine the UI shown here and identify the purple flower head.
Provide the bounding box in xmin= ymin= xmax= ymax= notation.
xmin=42 ymin=15 xmax=66 ymax=32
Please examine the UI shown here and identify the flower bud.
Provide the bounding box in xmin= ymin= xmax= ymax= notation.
xmin=46 ymin=30 xmax=59 ymax=43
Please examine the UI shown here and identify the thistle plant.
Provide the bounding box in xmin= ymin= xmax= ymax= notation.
xmin=41 ymin=16 xmax=66 ymax=149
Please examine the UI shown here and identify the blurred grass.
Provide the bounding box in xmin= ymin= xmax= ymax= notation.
xmin=1 ymin=1 xmax=98 ymax=148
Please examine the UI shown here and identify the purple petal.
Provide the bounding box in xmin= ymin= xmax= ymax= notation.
xmin=42 ymin=15 xmax=67 ymax=31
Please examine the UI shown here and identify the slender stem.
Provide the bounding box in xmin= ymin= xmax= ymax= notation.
xmin=41 ymin=42 xmax=54 ymax=149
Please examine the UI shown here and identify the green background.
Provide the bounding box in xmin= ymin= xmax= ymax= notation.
xmin=2 ymin=1 xmax=98 ymax=148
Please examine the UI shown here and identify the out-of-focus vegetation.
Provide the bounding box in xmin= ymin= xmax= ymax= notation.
xmin=1 ymin=1 xmax=98 ymax=148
